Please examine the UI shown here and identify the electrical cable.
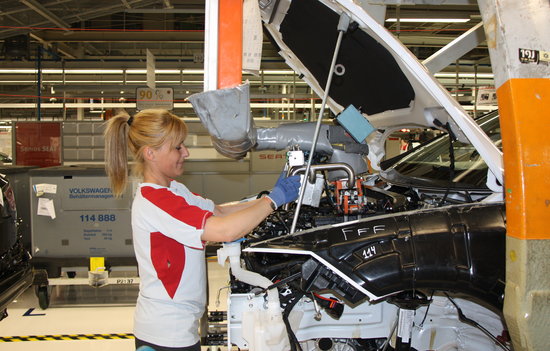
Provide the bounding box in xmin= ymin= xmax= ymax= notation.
xmin=282 ymin=292 xmax=305 ymax=351
xmin=274 ymin=211 xmax=290 ymax=233
xmin=323 ymin=172 xmax=338 ymax=210
xmin=418 ymin=290 xmax=435 ymax=327
xmin=258 ymin=272 xmax=301 ymax=294
xmin=444 ymin=293 xmax=510 ymax=351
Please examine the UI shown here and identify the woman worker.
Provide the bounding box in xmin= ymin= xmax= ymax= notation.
xmin=104 ymin=109 xmax=300 ymax=351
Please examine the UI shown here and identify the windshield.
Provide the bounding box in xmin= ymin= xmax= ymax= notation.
xmin=385 ymin=111 xmax=501 ymax=189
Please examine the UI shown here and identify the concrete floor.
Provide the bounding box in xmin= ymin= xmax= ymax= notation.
xmin=0 ymin=259 xmax=230 ymax=350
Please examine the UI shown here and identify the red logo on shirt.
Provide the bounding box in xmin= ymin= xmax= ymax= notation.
xmin=150 ymin=232 xmax=185 ymax=298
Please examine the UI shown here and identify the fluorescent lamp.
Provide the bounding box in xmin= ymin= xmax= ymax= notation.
xmin=435 ymin=73 xmax=494 ymax=79
xmin=462 ymin=105 xmax=498 ymax=111
xmin=126 ymin=69 xmax=182 ymax=74
xmin=258 ymin=70 xmax=297 ymax=75
xmin=180 ymin=69 xmax=205 ymax=74
xmin=386 ymin=18 xmax=470 ymax=23
xmin=0 ymin=69 xmax=38 ymax=74
xmin=0 ymin=69 xmax=122 ymax=74
xmin=0 ymin=68 xmax=300 ymax=76
xmin=63 ymin=69 xmax=124 ymax=74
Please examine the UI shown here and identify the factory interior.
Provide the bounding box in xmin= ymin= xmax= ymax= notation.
xmin=0 ymin=1 xmax=548 ymax=350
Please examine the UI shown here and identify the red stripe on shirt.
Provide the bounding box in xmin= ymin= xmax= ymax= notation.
xmin=150 ymin=232 xmax=185 ymax=299
xmin=141 ymin=186 xmax=213 ymax=229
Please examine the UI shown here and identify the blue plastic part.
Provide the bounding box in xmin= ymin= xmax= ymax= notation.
xmin=336 ymin=105 xmax=376 ymax=143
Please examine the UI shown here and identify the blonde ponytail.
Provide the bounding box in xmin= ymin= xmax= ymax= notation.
xmin=104 ymin=114 xmax=131 ymax=197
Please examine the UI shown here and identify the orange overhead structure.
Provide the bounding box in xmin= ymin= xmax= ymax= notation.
xmin=217 ymin=0 xmax=243 ymax=89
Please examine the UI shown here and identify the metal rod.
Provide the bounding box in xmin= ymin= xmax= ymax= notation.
xmin=290 ymin=13 xmax=350 ymax=233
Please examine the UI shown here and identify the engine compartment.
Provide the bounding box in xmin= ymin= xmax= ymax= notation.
xmin=221 ymin=163 xmax=507 ymax=350
xmin=241 ymin=201 xmax=506 ymax=307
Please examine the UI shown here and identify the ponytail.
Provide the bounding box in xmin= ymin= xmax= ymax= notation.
xmin=104 ymin=113 xmax=131 ymax=197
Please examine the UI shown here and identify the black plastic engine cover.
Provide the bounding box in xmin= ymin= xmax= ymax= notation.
xmin=247 ymin=203 xmax=506 ymax=309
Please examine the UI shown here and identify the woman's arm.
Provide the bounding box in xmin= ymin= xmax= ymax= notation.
xmin=213 ymin=197 xmax=267 ymax=217
xmin=201 ymin=173 xmax=300 ymax=242
xmin=201 ymin=197 xmax=274 ymax=242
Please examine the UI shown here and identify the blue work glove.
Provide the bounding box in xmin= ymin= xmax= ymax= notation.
xmin=266 ymin=172 xmax=301 ymax=208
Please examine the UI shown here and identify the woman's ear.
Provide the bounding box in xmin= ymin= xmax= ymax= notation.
xmin=143 ymin=146 xmax=155 ymax=161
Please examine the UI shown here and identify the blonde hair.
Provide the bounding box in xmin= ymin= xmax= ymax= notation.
xmin=104 ymin=109 xmax=188 ymax=196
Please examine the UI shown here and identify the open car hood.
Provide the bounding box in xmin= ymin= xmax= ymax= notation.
xmin=260 ymin=0 xmax=503 ymax=184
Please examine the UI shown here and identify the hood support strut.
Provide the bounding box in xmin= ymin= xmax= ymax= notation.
xmin=290 ymin=12 xmax=351 ymax=233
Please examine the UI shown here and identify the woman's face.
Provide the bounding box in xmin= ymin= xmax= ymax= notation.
xmin=152 ymin=139 xmax=190 ymax=181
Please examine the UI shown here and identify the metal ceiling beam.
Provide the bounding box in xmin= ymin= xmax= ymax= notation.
xmin=0 ymin=0 xmax=160 ymax=40
xmin=124 ymin=8 xmax=205 ymax=13
xmin=120 ymin=0 xmax=132 ymax=9
xmin=59 ymin=0 xmax=159 ymax=21
xmin=37 ymin=30 xmax=204 ymax=42
xmin=81 ymin=43 xmax=104 ymax=57
xmin=17 ymin=0 xmax=107 ymax=57
xmin=19 ymin=0 xmax=73 ymax=32
xmin=423 ymin=21 xmax=485 ymax=73
xmin=394 ymin=34 xmax=485 ymax=47
xmin=15 ymin=1 xmax=105 ymax=59
xmin=1 ymin=0 xmax=72 ymax=18
xmin=29 ymin=33 xmax=78 ymax=59
xmin=34 ymin=29 xmax=477 ymax=50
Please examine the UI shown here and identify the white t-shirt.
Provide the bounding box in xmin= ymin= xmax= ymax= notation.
xmin=131 ymin=180 xmax=215 ymax=347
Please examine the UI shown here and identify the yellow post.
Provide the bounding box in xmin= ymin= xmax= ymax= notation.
xmin=477 ymin=1 xmax=550 ymax=349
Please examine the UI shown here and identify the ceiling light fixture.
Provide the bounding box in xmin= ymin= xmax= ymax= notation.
xmin=0 ymin=68 xmax=300 ymax=75
xmin=435 ymin=73 xmax=494 ymax=79
xmin=386 ymin=11 xmax=471 ymax=23
xmin=386 ymin=17 xmax=470 ymax=23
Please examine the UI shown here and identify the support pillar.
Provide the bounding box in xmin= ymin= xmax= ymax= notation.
xmin=77 ymin=98 xmax=84 ymax=120
xmin=217 ymin=0 xmax=242 ymax=89
xmin=477 ymin=1 xmax=550 ymax=349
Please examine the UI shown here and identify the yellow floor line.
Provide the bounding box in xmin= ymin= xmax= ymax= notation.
xmin=0 ymin=333 xmax=135 ymax=342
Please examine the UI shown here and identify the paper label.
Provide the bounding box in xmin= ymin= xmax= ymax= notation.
xmin=33 ymin=183 xmax=58 ymax=196
xmin=397 ymin=309 xmax=414 ymax=343
xmin=37 ymin=198 xmax=56 ymax=219
xmin=242 ymin=0 xmax=263 ymax=74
